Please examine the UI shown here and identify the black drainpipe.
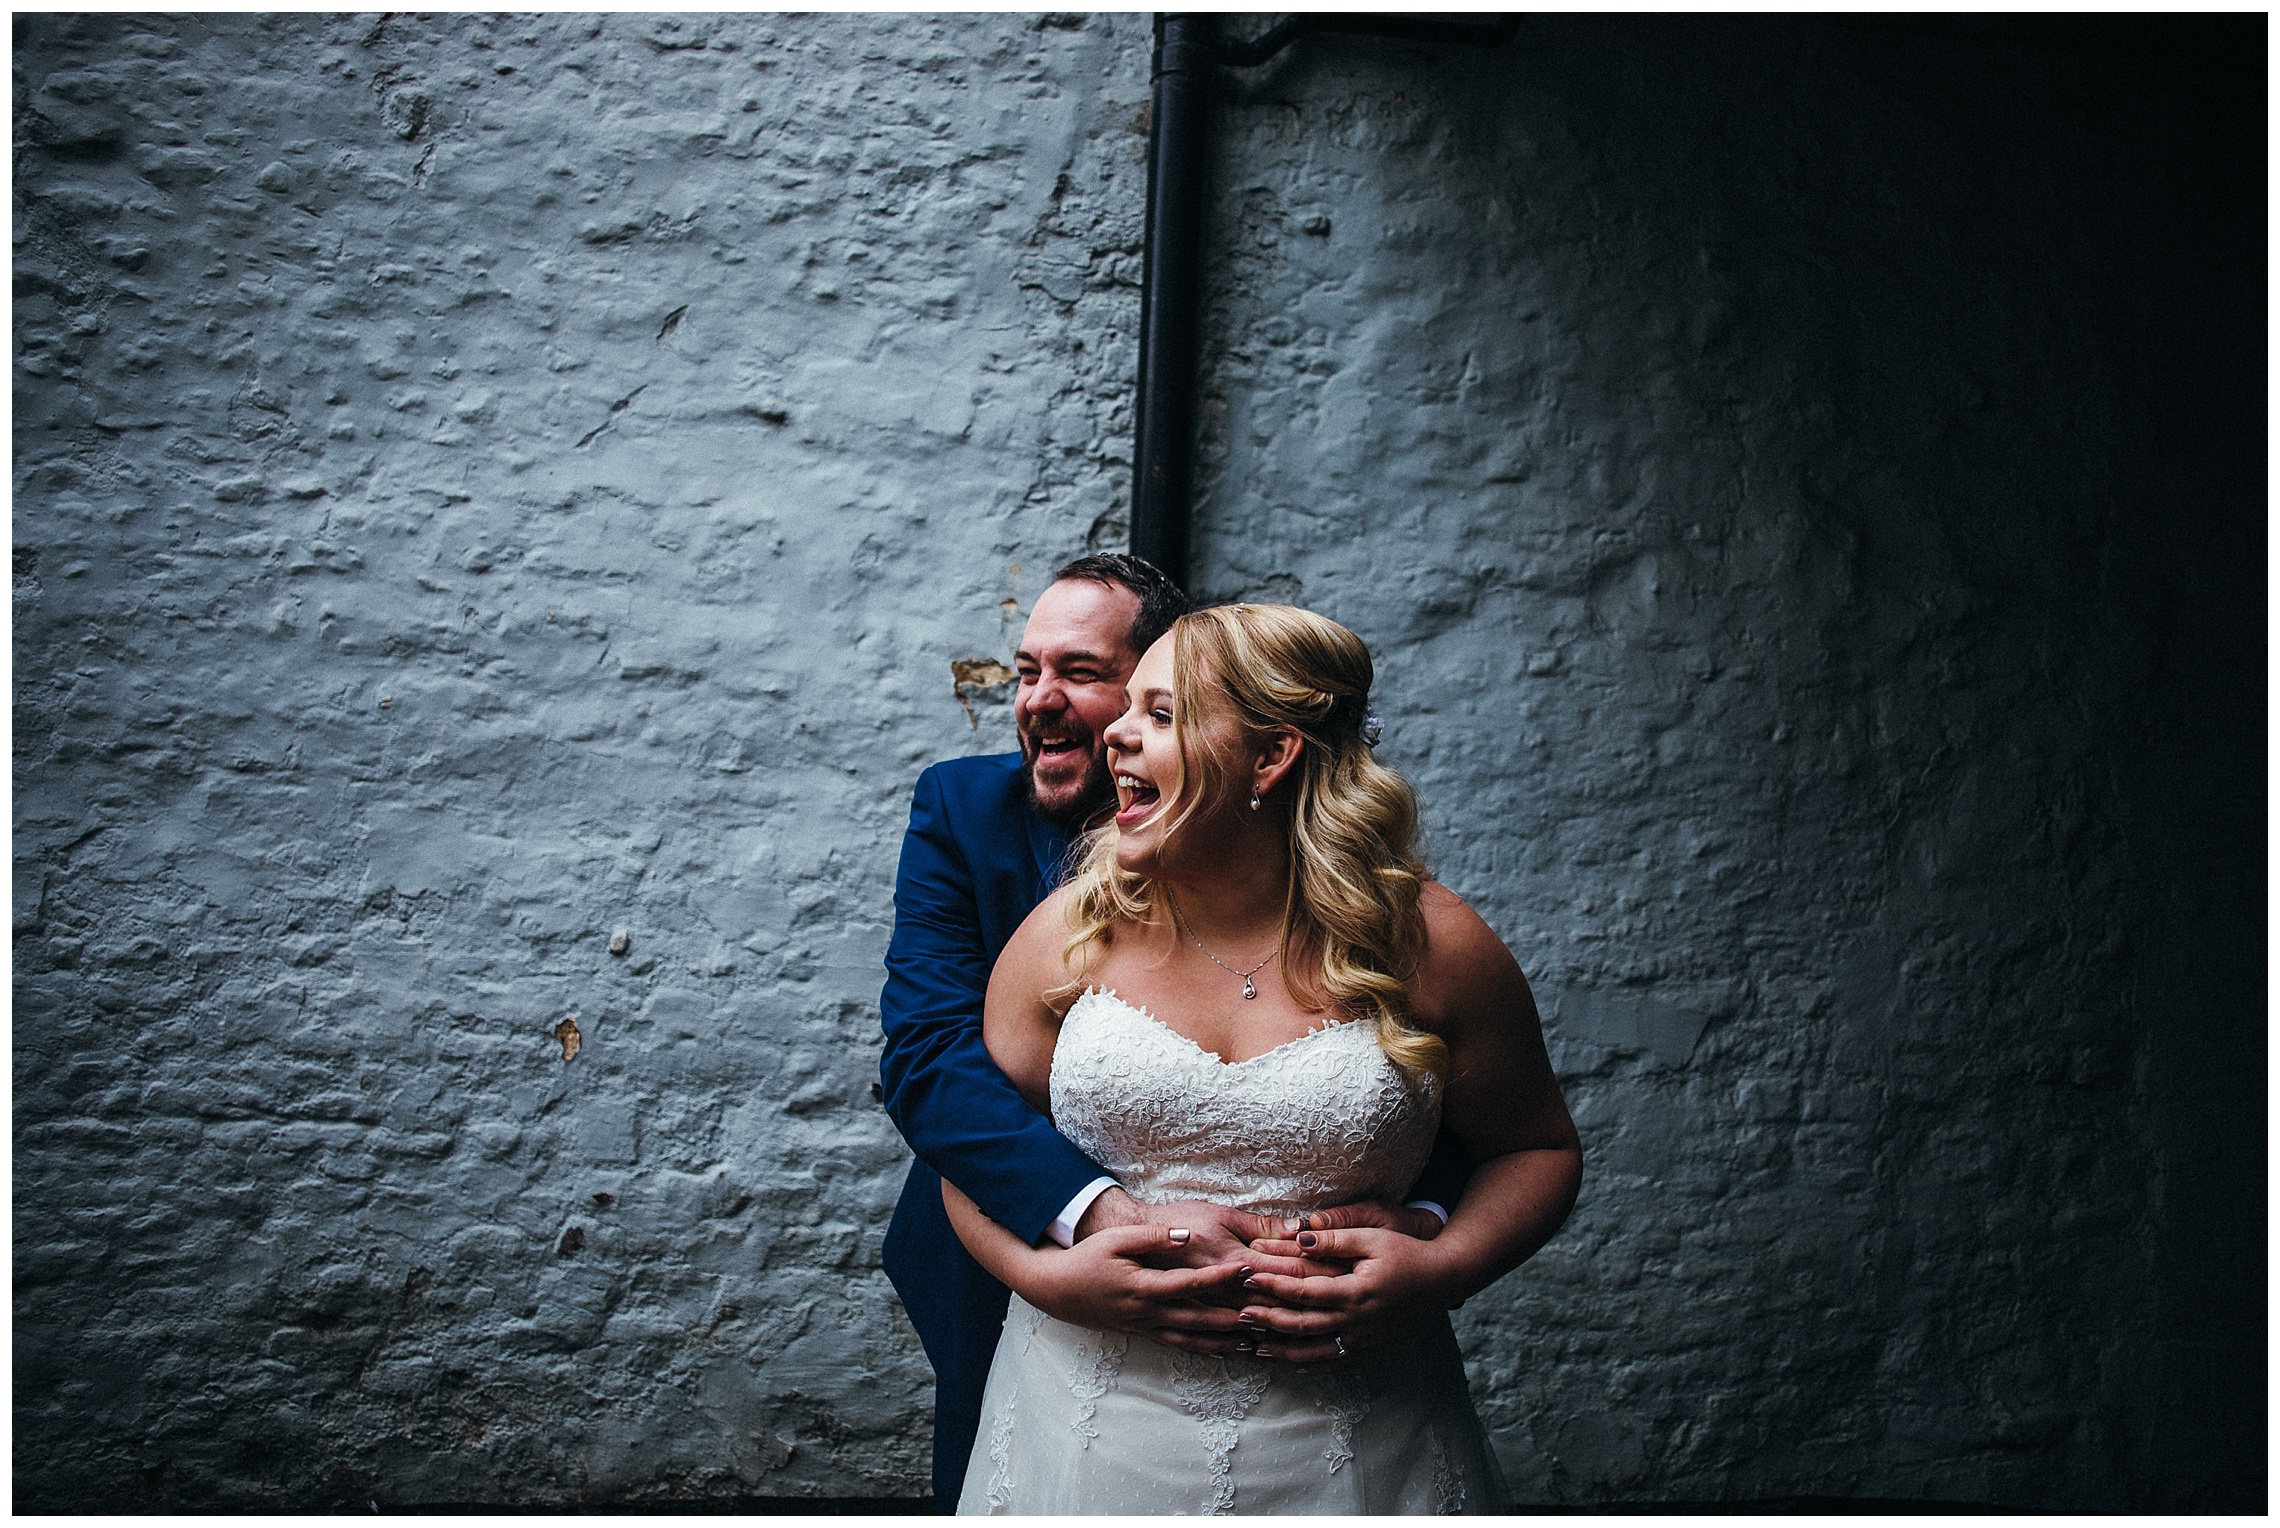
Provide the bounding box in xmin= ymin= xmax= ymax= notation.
xmin=1130 ymin=15 xmax=1214 ymax=588
xmin=1128 ymin=13 xmax=1521 ymax=590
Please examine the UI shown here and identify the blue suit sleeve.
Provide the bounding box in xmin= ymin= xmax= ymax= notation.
xmin=879 ymin=766 xmax=1106 ymax=1246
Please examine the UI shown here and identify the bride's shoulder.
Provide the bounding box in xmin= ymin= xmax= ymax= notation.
xmin=1416 ymin=879 xmax=1491 ymax=943
xmin=1412 ymin=881 xmax=1529 ymax=995
xmin=1006 ymin=883 xmax=1080 ymax=957
xmin=1004 ymin=883 xmax=1125 ymax=976
xmin=989 ymin=886 xmax=1089 ymax=1022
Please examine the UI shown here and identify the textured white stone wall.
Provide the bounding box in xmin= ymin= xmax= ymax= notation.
xmin=15 ymin=11 xmax=2260 ymax=1514
xmin=15 ymin=11 xmax=1150 ymax=1508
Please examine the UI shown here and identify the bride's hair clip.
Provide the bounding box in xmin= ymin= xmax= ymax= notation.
xmin=1361 ymin=712 xmax=1384 ymax=748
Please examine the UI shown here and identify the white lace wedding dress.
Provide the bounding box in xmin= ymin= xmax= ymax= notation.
xmin=956 ymin=988 xmax=1508 ymax=1515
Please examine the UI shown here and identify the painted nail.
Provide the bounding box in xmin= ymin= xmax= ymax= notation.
xmin=1168 ymin=1228 xmax=1191 ymax=1244
xmin=1242 ymin=1277 xmax=1260 ymax=1290
xmin=1297 ymin=1231 xmax=1319 ymax=1250
xmin=1238 ymin=1312 xmax=1259 ymax=1325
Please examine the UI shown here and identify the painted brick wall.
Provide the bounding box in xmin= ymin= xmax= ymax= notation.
xmin=15 ymin=12 xmax=2260 ymax=1513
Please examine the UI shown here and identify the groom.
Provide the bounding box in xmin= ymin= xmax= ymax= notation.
xmin=879 ymin=554 xmax=1462 ymax=1508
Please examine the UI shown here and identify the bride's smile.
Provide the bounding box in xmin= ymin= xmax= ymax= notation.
xmin=1102 ymin=642 xmax=1179 ymax=843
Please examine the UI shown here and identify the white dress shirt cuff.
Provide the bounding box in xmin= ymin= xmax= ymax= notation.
xmin=1047 ymin=1176 xmax=1121 ymax=1248
xmin=1404 ymin=1200 xmax=1451 ymax=1227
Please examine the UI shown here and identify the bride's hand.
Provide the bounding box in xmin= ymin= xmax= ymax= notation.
xmin=1067 ymin=1192 xmax=1313 ymax=1352
xmin=1228 ymin=1226 xmax=1460 ymax=1366
xmin=943 ymin=1179 xmax=1293 ymax=1346
xmin=1017 ymin=1224 xmax=1260 ymax=1340
xmin=1077 ymin=1190 xmax=1311 ymax=1299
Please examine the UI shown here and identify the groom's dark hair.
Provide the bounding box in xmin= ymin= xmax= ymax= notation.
xmin=1052 ymin=553 xmax=1190 ymax=658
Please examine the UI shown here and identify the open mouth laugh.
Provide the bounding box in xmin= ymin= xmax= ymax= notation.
xmin=1028 ymin=727 xmax=1089 ymax=767
xmin=1112 ymin=771 xmax=1161 ymax=828
xmin=1023 ymin=724 xmax=1119 ymax=826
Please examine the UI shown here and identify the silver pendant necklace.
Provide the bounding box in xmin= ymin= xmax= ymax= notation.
xmin=1167 ymin=889 xmax=1279 ymax=1000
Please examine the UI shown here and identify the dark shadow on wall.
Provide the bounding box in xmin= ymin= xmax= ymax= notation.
xmin=2099 ymin=18 xmax=2267 ymax=1514
xmin=1200 ymin=12 xmax=2263 ymax=1512
xmin=1884 ymin=16 xmax=2273 ymax=1517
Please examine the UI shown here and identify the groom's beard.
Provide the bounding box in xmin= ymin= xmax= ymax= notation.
xmin=1021 ymin=729 xmax=1117 ymax=829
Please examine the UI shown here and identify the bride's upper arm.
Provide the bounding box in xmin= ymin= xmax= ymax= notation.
xmin=1415 ymin=884 xmax=1578 ymax=1163
xmin=982 ymin=887 xmax=1082 ymax=1113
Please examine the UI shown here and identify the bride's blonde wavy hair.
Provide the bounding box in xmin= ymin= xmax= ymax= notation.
xmin=1054 ymin=603 xmax=1447 ymax=1084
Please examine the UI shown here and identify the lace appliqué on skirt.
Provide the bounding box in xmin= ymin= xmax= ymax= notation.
xmin=1171 ymin=1353 xmax=1272 ymax=1514
xmin=1431 ymin=1424 xmax=1467 ymax=1514
xmin=1066 ymin=1327 xmax=1128 ymax=1450
xmin=982 ymin=1369 xmax=1020 ymax=1513
xmin=1321 ymin=1370 xmax=1373 ymax=1476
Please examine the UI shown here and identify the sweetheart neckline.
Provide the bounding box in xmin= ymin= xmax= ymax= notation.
xmin=1071 ymin=986 xmax=1362 ymax=1070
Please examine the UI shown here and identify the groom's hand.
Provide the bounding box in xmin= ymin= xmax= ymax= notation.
xmin=1246 ymin=1199 xmax=1445 ymax=1263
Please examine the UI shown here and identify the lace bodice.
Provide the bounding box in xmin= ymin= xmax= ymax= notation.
xmin=1049 ymin=988 xmax=1441 ymax=1218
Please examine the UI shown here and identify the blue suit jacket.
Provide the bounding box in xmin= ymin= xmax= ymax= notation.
xmin=879 ymin=754 xmax=1099 ymax=1432
xmin=878 ymin=751 xmax=1472 ymax=1447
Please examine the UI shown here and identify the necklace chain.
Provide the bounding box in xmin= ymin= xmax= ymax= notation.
xmin=1167 ymin=889 xmax=1278 ymax=1000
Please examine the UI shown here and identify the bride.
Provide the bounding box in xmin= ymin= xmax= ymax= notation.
xmin=942 ymin=603 xmax=1581 ymax=1515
